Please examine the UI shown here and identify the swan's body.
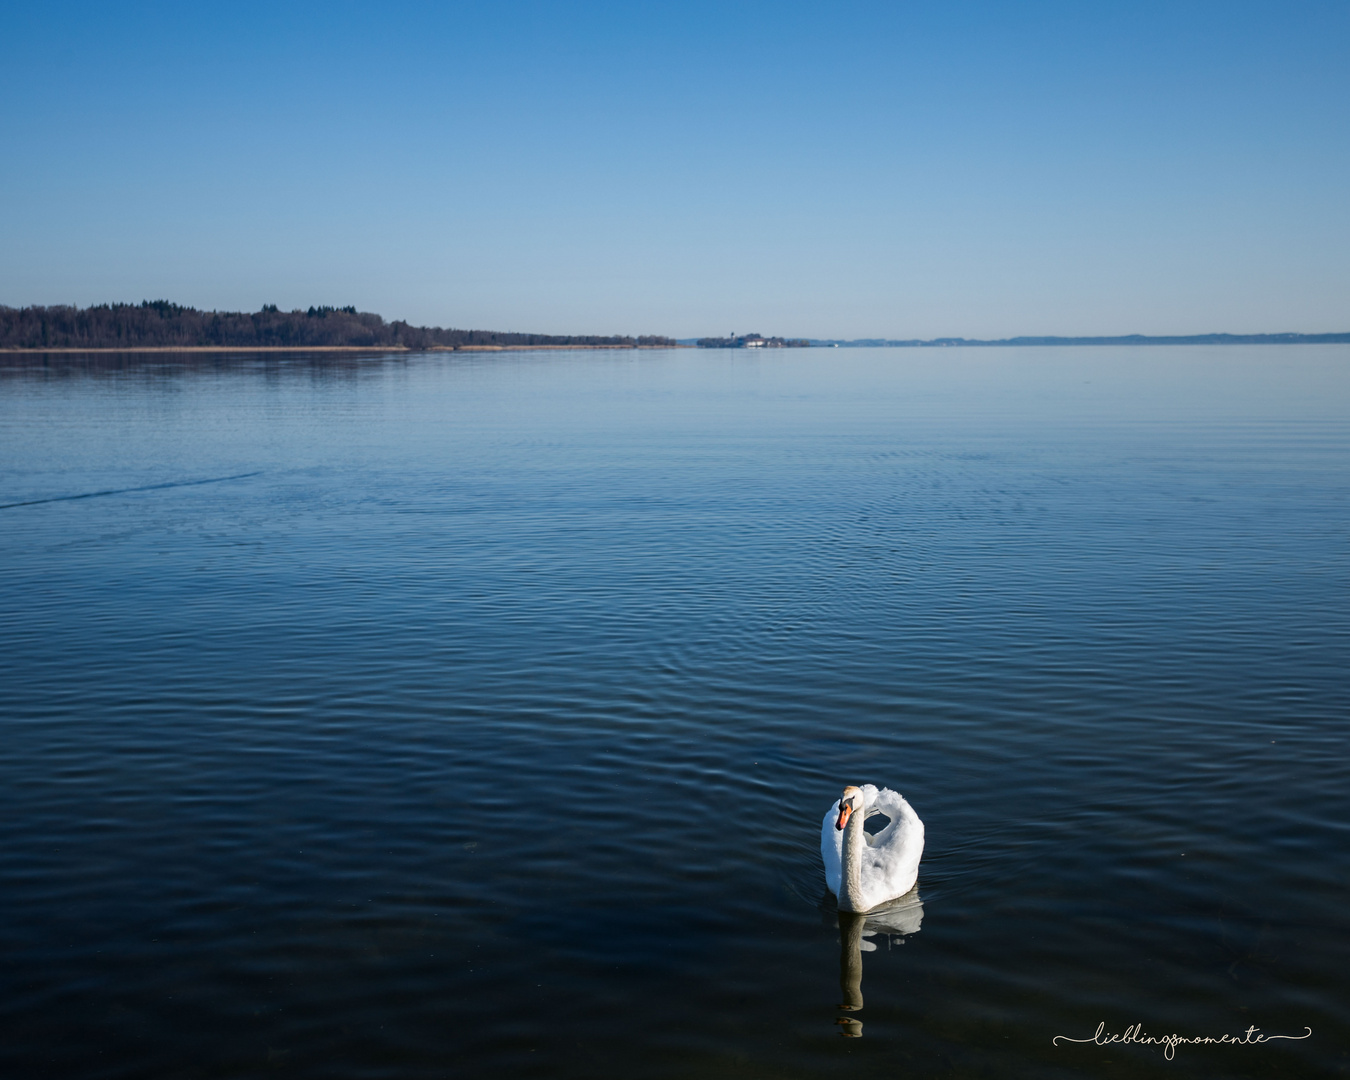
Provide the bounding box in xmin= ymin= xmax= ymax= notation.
xmin=821 ymin=784 xmax=925 ymax=913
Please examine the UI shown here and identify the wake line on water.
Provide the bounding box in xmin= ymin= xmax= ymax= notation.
xmin=0 ymin=472 xmax=263 ymax=510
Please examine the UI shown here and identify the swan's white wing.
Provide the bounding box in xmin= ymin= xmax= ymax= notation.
xmin=821 ymin=801 xmax=843 ymax=897
xmin=859 ymin=787 xmax=924 ymax=911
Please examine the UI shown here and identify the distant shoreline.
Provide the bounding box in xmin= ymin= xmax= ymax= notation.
xmin=5 ymin=334 xmax=1349 ymax=355
xmin=804 ymin=332 xmax=1350 ymax=347
xmin=7 ymin=303 xmax=1347 ymax=353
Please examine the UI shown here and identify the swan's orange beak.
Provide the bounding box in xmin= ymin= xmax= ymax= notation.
xmin=835 ymin=801 xmax=853 ymax=831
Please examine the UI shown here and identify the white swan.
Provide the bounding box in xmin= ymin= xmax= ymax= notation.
xmin=821 ymin=784 xmax=925 ymax=913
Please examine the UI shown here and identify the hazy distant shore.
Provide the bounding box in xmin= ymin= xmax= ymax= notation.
xmin=807 ymin=332 xmax=1350 ymax=347
xmin=5 ymin=303 xmax=1347 ymax=353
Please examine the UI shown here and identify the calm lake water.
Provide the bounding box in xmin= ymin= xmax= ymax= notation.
xmin=1 ymin=346 xmax=1347 ymax=1078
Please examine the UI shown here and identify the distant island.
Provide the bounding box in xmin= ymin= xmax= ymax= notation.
xmin=807 ymin=332 xmax=1350 ymax=347
xmin=0 ymin=302 xmax=677 ymax=352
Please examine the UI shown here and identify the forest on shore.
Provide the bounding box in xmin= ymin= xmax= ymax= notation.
xmin=0 ymin=302 xmax=675 ymax=350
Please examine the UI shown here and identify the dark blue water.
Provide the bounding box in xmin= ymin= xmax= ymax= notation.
xmin=1 ymin=346 xmax=1346 ymax=1078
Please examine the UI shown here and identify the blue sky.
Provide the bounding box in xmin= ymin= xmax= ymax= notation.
xmin=2 ymin=1 xmax=1346 ymax=338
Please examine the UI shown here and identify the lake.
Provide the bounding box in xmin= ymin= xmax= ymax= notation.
xmin=1 ymin=345 xmax=1346 ymax=1078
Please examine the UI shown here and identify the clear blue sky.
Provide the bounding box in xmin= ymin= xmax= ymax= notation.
xmin=2 ymin=1 xmax=1346 ymax=338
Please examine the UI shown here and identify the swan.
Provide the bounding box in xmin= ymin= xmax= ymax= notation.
xmin=821 ymin=784 xmax=925 ymax=913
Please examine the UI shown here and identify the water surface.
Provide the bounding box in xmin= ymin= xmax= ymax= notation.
xmin=1 ymin=346 xmax=1346 ymax=1077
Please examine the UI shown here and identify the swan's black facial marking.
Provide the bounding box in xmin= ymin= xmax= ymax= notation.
xmin=835 ymin=797 xmax=857 ymax=831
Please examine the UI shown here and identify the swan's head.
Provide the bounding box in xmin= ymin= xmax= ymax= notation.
xmin=835 ymin=785 xmax=864 ymax=831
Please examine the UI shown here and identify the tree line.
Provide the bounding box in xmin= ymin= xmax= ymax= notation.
xmin=0 ymin=301 xmax=676 ymax=350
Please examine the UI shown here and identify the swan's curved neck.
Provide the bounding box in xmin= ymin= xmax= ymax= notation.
xmin=840 ymin=808 xmax=866 ymax=912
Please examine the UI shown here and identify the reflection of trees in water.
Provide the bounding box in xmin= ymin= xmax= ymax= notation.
xmin=834 ymin=888 xmax=923 ymax=1038
xmin=0 ymin=350 xmax=410 ymax=384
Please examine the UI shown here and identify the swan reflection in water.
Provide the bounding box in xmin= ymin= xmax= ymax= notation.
xmin=834 ymin=887 xmax=923 ymax=1038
